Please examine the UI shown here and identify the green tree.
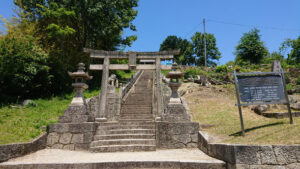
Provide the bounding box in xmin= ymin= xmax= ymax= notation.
xmin=14 ymin=0 xmax=139 ymax=93
xmin=0 ymin=7 xmax=51 ymax=102
xmin=159 ymin=35 xmax=189 ymax=64
xmin=280 ymin=36 xmax=300 ymax=64
xmin=191 ymin=32 xmax=221 ymax=66
xmin=159 ymin=36 xmax=193 ymax=65
xmin=0 ymin=34 xmax=50 ymax=102
xmin=235 ymin=28 xmax=268 ymax=65
xmin=262 ymin=51 xmax=284 ymax=64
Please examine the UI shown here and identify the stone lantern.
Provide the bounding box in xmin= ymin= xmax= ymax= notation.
xmin=68 ymin=63 xmax=93 ymax=106
xmin=163 ymin=62 xmax=191 ymax=122
xmin=58 ymin=63 xmax=94 ymax=123
xmin=166 ymin=62 xmax=184 ymax=104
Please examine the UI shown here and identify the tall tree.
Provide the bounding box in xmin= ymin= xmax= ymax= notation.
xmin=235 ymin=28 xmax=268 ymax=65
xmin=280 ymin=36 xmax=300 ymax=64
xmin=159 ymin=35 xmax=193 ymax=65
xmin=191 ymin=32 xmax=221 ymax=66
xmin=15 ymin=0 xmax=138 ymax=50
xmin=14 ymin=0 xmax=139 ymax=93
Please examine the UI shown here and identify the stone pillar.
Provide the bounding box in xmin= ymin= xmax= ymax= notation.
xmin=272 ymin=60 xmax=282 ymax=72
xmin=97 ymin=56 xmax=110 ymax=122
xmin=155 ymin=56 xmax=162 ymax=120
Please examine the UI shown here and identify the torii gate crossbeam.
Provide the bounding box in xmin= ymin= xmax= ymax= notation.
xmin=84 ymin=48 xmax=180 ymax=122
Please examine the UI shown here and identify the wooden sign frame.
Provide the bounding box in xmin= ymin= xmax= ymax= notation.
xmin=233 ymin=70 xmax=293 ymax=136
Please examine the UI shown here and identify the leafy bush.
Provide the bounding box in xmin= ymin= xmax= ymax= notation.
xmin=296 ymin=76 xmax=300 ymax=85
xmin=215 ymin=65 xmax=229 ymax=73
xmin=183 ymin=67 xmax=205 ymax=79
xmin=0 ymin=35 xmax=51 ymax=102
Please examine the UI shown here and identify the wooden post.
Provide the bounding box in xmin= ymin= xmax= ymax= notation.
xmin=281 ymin=70 xmax=293 ymax=124
xmin=98 ymin=55 xmax=110 ymax=121
xmin=234 ymin=71 xmax=245 ymax=136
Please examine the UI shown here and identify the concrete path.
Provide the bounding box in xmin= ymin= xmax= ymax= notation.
xmin=0 ymin=148 xmax=226 ymax=169
xmin=2 ymin=148 xmax=221 ymax=164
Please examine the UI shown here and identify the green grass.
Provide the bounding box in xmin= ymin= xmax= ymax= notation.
xmin=0 ymin=89 xmax=100 ymax=145
xmin=183 ymin=83 xmax=300 ymax=144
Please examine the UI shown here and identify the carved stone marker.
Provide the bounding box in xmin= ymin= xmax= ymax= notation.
xmin=272 ymin=60 xmax=282 ymax=72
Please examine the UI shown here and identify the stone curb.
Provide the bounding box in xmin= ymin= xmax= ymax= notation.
xmin=0 ymin=133 xmax=48 ymax=163
xmin=198 ymin=131 xmax=300 ymax=169
xmin=0 ymin=160 xmax=226 ymax=169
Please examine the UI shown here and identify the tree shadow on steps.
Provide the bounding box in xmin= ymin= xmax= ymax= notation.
xmin=229 ymin=122 xmax=284 ymax=136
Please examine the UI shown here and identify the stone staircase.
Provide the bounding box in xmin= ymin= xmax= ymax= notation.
xmin=90 ymin=70 xmax=156 ymax=152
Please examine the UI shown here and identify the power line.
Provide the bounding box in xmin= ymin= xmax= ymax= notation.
xmin=207 ymin=19 xmax=300 ymax=32
xmin=183 ymin=22 xmax=202 ymax=38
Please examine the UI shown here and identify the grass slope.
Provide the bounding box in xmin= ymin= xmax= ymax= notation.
xmin=0 ymin=90 xmax=99 ymax=145
xmin=182 ymin=83 xmax=300 ymax=145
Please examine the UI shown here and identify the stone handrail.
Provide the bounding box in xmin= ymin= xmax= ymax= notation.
xmin=121 ymin=70 xmax=143 ymax=101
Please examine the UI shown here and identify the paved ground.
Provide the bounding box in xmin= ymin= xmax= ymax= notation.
xmin=1 ymin=148 xmax=223 ymax=165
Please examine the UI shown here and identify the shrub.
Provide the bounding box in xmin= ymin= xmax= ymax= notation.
xmin=0 ymin=35 xmax=51 ymax=102
xmin=296 ymin=76 xmax=300 ymax=85
xmin=183 ymin=67 xmax=205 ymax=79
xmin=215 ymin=65 xmax=229 ymax=73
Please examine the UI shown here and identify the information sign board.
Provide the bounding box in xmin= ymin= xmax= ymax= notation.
xmin=237 ymin=75 xmax=285 ymax=103
xmin=233 ymin=71 xmax=293 ymax=136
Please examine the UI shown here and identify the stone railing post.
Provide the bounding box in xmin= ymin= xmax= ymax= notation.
xmin=98 ymin=55 xmax=110 ymax=122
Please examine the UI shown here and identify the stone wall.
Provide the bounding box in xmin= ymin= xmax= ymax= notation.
xmin=254 ymin=111 xmax=300 ymax=119
xmin=47 ymin=122 xmax=97 ymax=150
xmin=0 ymin=133 xmax=47 ymax=162
xmin=198 ymin=131 xmax=300 ymax=169
xmin=156 ymin=122 xmax=199 ymax=149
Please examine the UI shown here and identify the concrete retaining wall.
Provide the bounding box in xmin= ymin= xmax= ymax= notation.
xmin=198 ymin=131 xmax=300 ymax=169
xmin=0 ymin=133 xmax=47 ymax=162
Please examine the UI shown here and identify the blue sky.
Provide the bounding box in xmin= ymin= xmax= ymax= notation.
xmin=124 ymin=0 xmax=300 ymax=64
xmin=1 ymin=0 xmax=299 ymax=65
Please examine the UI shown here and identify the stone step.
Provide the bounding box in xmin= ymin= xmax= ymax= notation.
xmin=90 ymin=144 xmax=156 ymax=152
xmin=119 ymin=119 xmax=153 ymax=122
xmin=90 ymin=139 xmax=156 ymax=147
xmin=121 ymin=103 xmax=152 ymax=110
xmin=96 ymin=129 xmax=155 ymax=135
xmin=97 ymin=125 xmax=155 ymax=130
xmin=121 ymin=109 xmax=152 ymax=112
xmin=118 ymin=121 xmax=155 ymax=126
xmin=121 ymin=106 xmax=152 ymax=109
xmin=120 ymin=112 xmax=152 ymax=115
xmin=120 ymin=115 xmax=153 ymax=119
xmin=124 ymin=100 xmax=152 ymax=103
xmin=120 ymin=117 xmax=153 ymax=120
xmin=94 ymin=134 xmax=155 ymax=140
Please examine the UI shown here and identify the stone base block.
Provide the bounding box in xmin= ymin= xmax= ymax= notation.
xmin=163 ymin=103 xmax=190 ymax=122
xmin=58 ymin=105 xmax=95 ymax=123
xmin=47 ymin=122 xmax=97 ymax=150
xmin=156 ymin=122 xmax=199 ymax=149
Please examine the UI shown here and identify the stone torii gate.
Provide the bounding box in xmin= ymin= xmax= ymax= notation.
xmin=84 ymin=48 xmax=180 ymax=122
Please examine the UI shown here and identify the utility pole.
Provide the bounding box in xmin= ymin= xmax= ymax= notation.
xmin=203 ymin=18 xmax=207 ymax=67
